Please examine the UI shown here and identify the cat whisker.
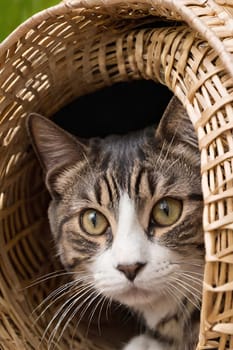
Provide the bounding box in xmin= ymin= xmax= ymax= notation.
xmin=173 ymin=276 xmax=203 ymax=298
xmin=170 ymin=276 xmax=202 ymax=301
xmin=173 ymin=261 xmax=204 ymax=268
xmin=166 ymin=281 xmax=198 ymax=342
xmin=165 ymin=282 xmax=191 ymax=324
xmin=163 ymin=155 xmax=183 ymax=178
xmin=47 ymin=284 xmax=96 ymax=350
xmin=83 ymin=152 xmax=98 ymax=184
xmin=87 ymin=293 xmax=108 ymax=336
xmin=32 ymin=274 xmax=92 ymax=319
xmin=177 ymin=270 xmax=204 ymax=276
xmin=157 ymin=123 xmax=180 ymax=173
xmin=25 ymin=268 xmax=92 ymax=291
xmin=78 ymin=290 xmax=101 ymax=330
xmin=105 ymin=296 xmax=113 ymax=321
xmin=168 ymin=276 xmax=202 ymax=310
xmin=154 ymin=139 xmax=166 ymax=170
xmin=65 ymin=289 xmax=103 ymax=344
xmin=32 ymin=280 xmax=77 ymax=320
xmin=41 ymin=282 xmax=94 ymax=348
xmin=171 ymin=274 xmax=203 ymax=296
xmin=49 ymin=286 xmax=97 ymax=348
xmin=38 ymin=289 xmax=73 ymax=342
xmin=98 ymin=295 xmax=111 ymax=333
xmin=176 ymin=271 xmax=204 ymax=285
xmin=22 ymin=269 xmax=77 ymax=291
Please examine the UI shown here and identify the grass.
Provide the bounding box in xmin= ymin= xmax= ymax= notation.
xmin=0 ymin=0 xmax=58 ymax=41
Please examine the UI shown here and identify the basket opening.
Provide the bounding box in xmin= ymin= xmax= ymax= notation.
xmin=25 ymin=79 xmax=173 ymax=348
xmin=52 ymin=80 xmax=173 ymax=138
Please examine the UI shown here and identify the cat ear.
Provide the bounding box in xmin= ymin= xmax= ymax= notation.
xmin=156 ymin=96 xmax=198 ymax=149
xmin=27 ymin=113 xmax=87 ymax=196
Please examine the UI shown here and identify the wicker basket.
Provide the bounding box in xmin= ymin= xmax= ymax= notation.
xmin=1 ymin=0 xmax=233 ymax=349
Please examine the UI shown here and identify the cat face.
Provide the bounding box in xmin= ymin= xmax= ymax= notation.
xmin=27 ymin=97 xmax=204 ymax=314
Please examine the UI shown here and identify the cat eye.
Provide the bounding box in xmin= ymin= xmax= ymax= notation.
xmin=80 ymin=209 xmax=109 ymax=235
xmin=152 ymin=197 xmax=182 ymax=227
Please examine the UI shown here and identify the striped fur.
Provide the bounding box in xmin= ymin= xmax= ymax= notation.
xmin=27 ymin=97 xmax=204 ymax=350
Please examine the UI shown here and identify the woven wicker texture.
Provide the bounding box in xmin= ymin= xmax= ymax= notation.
xmin=1 ymin=0 xmax=233 ymax=349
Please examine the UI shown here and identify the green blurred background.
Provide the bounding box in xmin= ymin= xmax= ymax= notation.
xmin=0 ymin=0 xmax=58 ymax=41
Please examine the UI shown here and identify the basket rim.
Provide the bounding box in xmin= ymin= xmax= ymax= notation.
xmin=1 ymin=0 xmax=233 ymax=79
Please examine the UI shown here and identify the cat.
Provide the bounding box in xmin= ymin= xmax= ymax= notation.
xmin=27 ymin=96 xmax=204 ymax=350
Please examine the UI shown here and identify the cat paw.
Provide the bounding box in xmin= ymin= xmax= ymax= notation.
xmin=122 ymin=335 xmax=164 ymax=350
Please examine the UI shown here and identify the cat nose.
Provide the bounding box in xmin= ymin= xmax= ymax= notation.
xmin=117 ymin=262 xmax=146 ymax=281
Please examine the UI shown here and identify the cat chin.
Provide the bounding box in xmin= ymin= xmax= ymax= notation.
xmin=112 ymin=286 xmax=161 ymax=307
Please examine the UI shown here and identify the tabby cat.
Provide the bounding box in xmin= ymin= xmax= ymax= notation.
xmin=27 ymin=96 xmax=204 ymax=350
